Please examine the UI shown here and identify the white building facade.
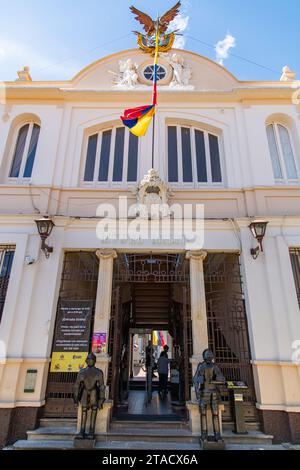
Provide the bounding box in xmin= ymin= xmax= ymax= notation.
xmin=0 ymin=49 xmax=300 ymax=446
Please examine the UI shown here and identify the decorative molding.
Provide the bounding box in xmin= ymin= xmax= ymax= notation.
xmin=134 ymin=169 xmax=172 ymax=218
xmin=251 ymin=360 xmax=300 ymax=367
xmin=96 ymin=249 xmax=118 ymax=261
xmin=16 ymin=66 xmax=32 ymax=82
xmin=186 ymin=250 xmax=208 ymax=261
xmin=280 ymin=65 xmax=296 ymax=82
xmin=163 ymin=52 xmax=193 ymax=89
xmin=256 ymin=403 xmax=300 ymax=412
xmin=0 ymin=357 xmax=51 ymax=365
xmin=0 ymin=400 xmax=46 ymax=408
xmin=109 ymin=59 xmax=139 ymax=88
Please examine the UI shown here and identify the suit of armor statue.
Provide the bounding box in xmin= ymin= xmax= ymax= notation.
xmin=73 ymin=353 xmax=105 ymax=439
xmin=193 ymin=349 xmax=225 ymax=442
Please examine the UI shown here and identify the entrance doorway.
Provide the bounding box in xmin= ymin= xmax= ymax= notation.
xmin=42 ymin=250 xmax=259 ymax=430
xmin=108 ymin=253 xmax=191 ymax=420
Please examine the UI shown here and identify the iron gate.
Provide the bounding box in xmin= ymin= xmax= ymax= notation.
xmin=43 ymin=251 xmax=99 ymax=418
xmin=204 ymin=253 xmax=258 ymax=423
xmin=113 ymin=253 xmax=189 ymax=283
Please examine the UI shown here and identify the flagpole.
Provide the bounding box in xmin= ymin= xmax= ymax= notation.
xmin=151 ymin=113 xmax=155 ymax=169
xmin=151 ymin=17 xmax=159 ymax=170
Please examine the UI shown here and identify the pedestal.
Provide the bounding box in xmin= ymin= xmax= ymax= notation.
xmin=201 ymin=438 xmax=225 ymax=450
xmin=73 ymin=437 xmax=96 ymax=449
xmin=76 ymin=400 xmax=113 ymax=437
xmin=186 ymin=400 xmax=224 ymax=436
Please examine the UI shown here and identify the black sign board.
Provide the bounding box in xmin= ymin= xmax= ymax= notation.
xmin=53 ymin=299 xmax=93 ymax=353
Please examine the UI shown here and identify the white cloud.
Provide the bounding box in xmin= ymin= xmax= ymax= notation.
xmin=215 ymin=33 xmax=236 ymax=66
xmin=169 ymin=14 xmax=189 ymax=49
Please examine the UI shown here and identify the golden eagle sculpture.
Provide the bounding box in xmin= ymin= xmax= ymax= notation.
xmin=130 ymin=2 xmax=182 ymax=54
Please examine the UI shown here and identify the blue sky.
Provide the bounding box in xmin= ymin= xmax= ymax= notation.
xmin=0 ymin=0 xmax=299 ymax=82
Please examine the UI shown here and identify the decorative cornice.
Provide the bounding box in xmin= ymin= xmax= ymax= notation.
xmin=251 ymin=360 xmax=300 ymax=367
xmin=186 ymin=250 xmax=207 ymax=261
xmin=96 ymin=249 xmax=118 ymax=260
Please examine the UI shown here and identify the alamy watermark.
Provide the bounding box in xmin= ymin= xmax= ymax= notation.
xmin=95 ymin=196 xmax=204 ymax=250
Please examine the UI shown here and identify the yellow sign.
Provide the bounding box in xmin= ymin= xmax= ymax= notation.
xmin=50 ymin=352 xmax=88 ymax=373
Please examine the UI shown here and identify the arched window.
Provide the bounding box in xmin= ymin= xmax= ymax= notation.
xmin=266 ymin=123 xmax=298 ymax=183
xmin=9 ymin=122 xmax=40 ymax=179
xmin=83 ymin=126 xmax=139 ymax=184
xmin=167 ymin=124 xmax=223 ymax=184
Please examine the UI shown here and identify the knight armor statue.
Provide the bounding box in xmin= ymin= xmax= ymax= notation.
xmin=73 ymin=352 xmax=105 ymax=440
xmin=193 ymin=349 xmax=225 ymax=442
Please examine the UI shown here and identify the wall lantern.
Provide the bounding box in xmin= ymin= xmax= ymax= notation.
xmin=249 ymin=220 xmax=268 ymax=260
xmin=35 ymin=216 xmax=55 ymax=259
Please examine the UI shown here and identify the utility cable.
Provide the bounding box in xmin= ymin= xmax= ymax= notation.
xmin=186 ymin=34 xmax=280 ymax=76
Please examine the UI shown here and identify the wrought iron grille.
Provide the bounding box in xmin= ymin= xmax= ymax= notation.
xmin=43 ymin=251 xmax=99 ymax=418
xmin=0 ymin=245 xmax=15 ymax=323
xmin=113 ymin=253 xmax=189 ymax=283
xmin=290 ymin=249 xmax=300 ymax=308
xmin=204 ymin=253 xmax=258 ymax=423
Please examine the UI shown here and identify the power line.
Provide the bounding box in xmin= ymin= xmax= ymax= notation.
xmin=33 ymin=30 xmax=281 ymax=79
xmin=35 ymin=33 xmax=132 ymax=74
xmin=186 ymin=34 xmax=280 ymax=76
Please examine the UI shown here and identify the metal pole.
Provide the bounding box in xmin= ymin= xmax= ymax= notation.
xmin=151 ymin=16 xmax=159 ymax=170
xmin=151 ymin=112 xmax=155 ymax=169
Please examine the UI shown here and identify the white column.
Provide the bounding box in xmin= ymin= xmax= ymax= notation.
xmin=186 ymin=250 xmax=208 ymax=375
xmin=186 ymin=250 xmax=211 ymax=433
xmin=78 ymin=249 xmax=117 ymax=434
xmin=93 ymin=249 xmax=117 ymax=382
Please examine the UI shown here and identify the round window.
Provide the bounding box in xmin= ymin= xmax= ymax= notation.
xmin=143 ymin=65 xmax=167 ymax=82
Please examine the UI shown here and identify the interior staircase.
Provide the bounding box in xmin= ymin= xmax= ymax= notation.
xmin=133 ymin=283 xmax=170 ymax=328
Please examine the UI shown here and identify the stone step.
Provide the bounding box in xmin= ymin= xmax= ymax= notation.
xmin=25 ymin=426 xmax=273 ymax=446
xmin=107 ymin=429 xmax=197 ymax=443
xmin=27 ymin=427 xmax=77 ymax=441
xmin=12 ymin=439 xmax=202 ymax=450
xmin=223 ymin=421 xmax=261 ymax=432
xmin=39 ymin=418 xmax=77 ymax=428
xmin=110 ymin=419 xmax=189 ymax=430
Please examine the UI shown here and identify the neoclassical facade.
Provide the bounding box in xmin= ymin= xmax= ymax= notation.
xmin=0 ymin=48 xmax=300 ymax=447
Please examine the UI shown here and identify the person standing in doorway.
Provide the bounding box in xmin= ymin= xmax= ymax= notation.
xmin=157 ymin=351 xmax=169 ymax=399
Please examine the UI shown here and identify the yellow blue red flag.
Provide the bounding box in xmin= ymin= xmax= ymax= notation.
xmin=120 ymin=27 xmax=159 ymax=137
xmin=121 ymin=105 xmax=155 ymax=137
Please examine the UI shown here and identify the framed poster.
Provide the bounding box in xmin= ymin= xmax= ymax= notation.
xmin=92 ymin=333 xmax=107 ymax=354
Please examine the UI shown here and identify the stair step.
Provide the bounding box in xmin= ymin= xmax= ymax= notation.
xmin=12 ymin=439 xmax=201 ymax=450
xmin=39 ymin=418 xmax=77 ymax=428
xmin=27 ymin=427 xmax=77 ymax=441
xmin=110 ymin=420 xmax=189 ymax=429
xmin=25 ymin=426 xmax=273 ymax=446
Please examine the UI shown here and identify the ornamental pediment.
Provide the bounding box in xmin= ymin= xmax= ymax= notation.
xmin=71 ymin=48 xmax=238 ymax=92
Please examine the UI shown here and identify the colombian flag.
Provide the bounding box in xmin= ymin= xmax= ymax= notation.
xmin=152 ymin=330 xmax=159 ymax=346
xmin=121 ymin=105 xmax=155 ymax=137
xmin=120 ymin=27 xmax=159 ymax=137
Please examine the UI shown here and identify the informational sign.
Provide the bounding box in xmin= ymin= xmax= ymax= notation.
xmin=24 ymin=369 xmax=38 ymax=393
xmin=92 ymin=333 xmax=107 ymax=354
xmin=226 ymin=381 xmax=248 ymax=389
xmin=50 ymin=300 xmax=93 ymax=373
